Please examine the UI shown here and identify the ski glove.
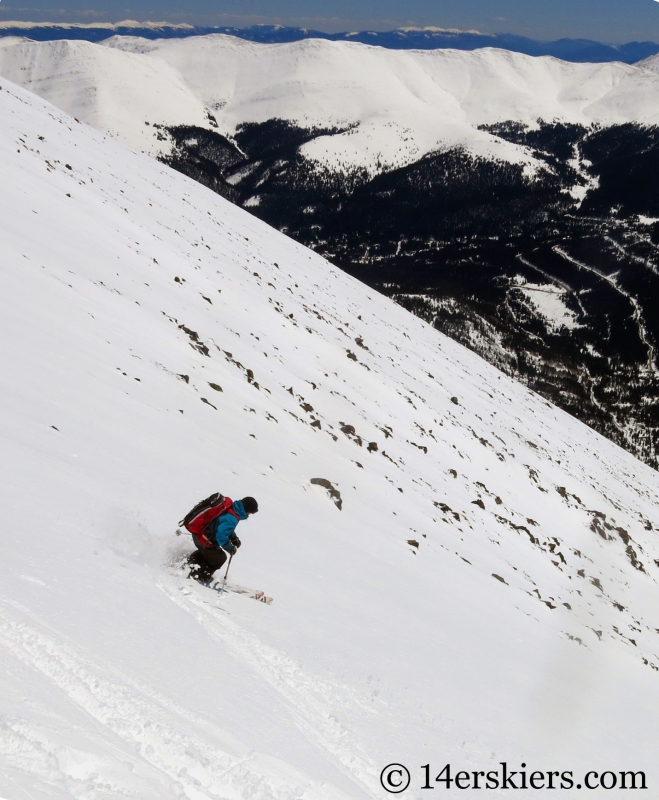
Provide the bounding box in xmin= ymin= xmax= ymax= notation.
xmin=229 ymin=533 xmax=241 ymax=549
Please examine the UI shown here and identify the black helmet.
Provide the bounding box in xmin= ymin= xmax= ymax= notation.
xmin=242 ymin=496 xmax=258 ymax=514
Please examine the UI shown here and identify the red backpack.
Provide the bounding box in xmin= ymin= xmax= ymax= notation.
xmin=179 ymin=493 xmax=238 ymax=547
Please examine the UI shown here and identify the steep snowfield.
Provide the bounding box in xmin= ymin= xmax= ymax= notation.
xmin=1 ymin=78 xmax=659 ymax=799
xmin=4 ymin=36 xmax=659 ymax=172
xmin=0 ymin=38 xmax=211 ymax=154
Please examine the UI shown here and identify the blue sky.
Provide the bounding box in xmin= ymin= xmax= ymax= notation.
xmin=1 ymin=0 xmax=659 ymax=43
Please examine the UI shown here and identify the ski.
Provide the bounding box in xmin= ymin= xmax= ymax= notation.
xmin=176 ymin=557 xmax=273 ymax=604
xmin=212 ymin=581 xmax=273 ymax=604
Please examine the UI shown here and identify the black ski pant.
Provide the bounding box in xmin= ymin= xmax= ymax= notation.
xmin=189 ymin=534 xmax=228 ymax=578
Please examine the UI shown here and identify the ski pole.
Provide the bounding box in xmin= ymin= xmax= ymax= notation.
xmin=219 ymin=553 xmax=233 ymax=594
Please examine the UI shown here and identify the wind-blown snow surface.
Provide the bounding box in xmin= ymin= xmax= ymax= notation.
xmin=5 ymin=36 xmax=659 ymax=172
xmin=1 ymin=78 xmax=659 ymax=799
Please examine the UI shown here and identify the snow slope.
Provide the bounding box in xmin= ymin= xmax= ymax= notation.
xmin=4 ymin=36 xmax=659 ymax=172
xmin=637 ymin=52 xmax=659 ymax=74
xmin=1 ymin=77 xmax=659 ymax=799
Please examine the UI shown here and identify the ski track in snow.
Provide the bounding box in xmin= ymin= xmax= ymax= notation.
xmin=161 ymin=578 xmax=382 ymax=799
xmin=0 ymin=597 xmax=356 ymax=800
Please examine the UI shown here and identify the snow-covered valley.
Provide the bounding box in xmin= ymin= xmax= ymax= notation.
xmin=1 ymin=76 xmax=659 ymax=799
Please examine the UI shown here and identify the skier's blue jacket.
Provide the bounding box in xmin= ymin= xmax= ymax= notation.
xmin=210 ymin=499 xmax=248 ymax=552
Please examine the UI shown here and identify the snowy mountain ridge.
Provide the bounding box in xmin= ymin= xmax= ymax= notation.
xmin=1 ymin=22 xmax=658 ymax=64
xmin=0 ymin=37 xmax=211 ymax=154
xmin=0 ymin=19 xmax=195 ymax=31
xmin=4 ymin=35 xmax=659 ymax=170
xmin=1 ymin=76 xmax=659 ymax=798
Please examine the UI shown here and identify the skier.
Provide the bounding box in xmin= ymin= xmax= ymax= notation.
xmin=187 ymin=496 xmax=259 ymax=585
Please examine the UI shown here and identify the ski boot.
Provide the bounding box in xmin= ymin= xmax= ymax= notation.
xmin=188 ymin=566 xmax=214 ymax=586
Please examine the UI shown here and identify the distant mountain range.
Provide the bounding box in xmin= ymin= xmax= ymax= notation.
xmin=0 ymin=20 xmax=657 ymax=64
